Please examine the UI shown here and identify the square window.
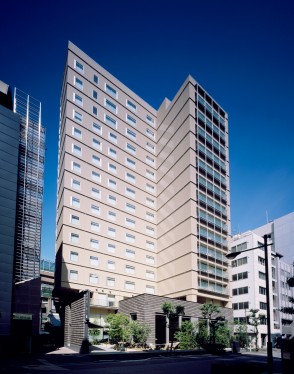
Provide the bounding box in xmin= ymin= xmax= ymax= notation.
xmin=89 ymin=274 xmax=99 ymax=284
xmin=93 ymin=122 xmax=102 ymax=134
xmin=126 ymin=157 xmax=136 ymax=168
xmin=105 ymin=114 xmax=117 ymax=128
xmin=70 ymin=233 xmax=79 ymax=243
xmin=126 ymin=249 xmax=135 ymax=258
xmin=105 ymin=83 xmax=117 ymax=98
xmin=108 ymin=211 xmax=116 ymax=220
xmin=72 ymin=179 xmax=81 ymax=190
xmin=74 ymin=77 xmax=83 ymax=90
xmin=125 ymin=265 xmax=135 ymax=274
xmin=107 ymin=277 xmax=115 ymax=287
xmin=90 ymin=239 xmax=99 ymax=249
xmin=92 ymin=138 xmax=101 ymax=150
xmin=73 ymin=127 xmax=82 ymax=139
xmin=71 ymin=196 xmax=80 ymax=207
xmin=72 ymin=161 xmax=81 ymax=173
xmin=146 ymin=128 xmax=155 ymax=138
xmin=105 ymin=98 xmax=117 ymax=113
xmin=146 ymin=255 xmax=155 ymax=264
xmin=126 ymin=99 xmax=137 ymax=111
xmin=146 ymin=156 xmax=154 ymax=165
xmin=108 ymin=194 xmax=117 ymax=204
xmin=126 ymin=143 xmax=136 ymax=154
xmin=108 ymin=227 xmax=116 ymax=237
xmin=72 ymin=144 xmax=82 ymax=156
xmin=146 ymin=184 xmax=155 ymax=193
xmin=108 ymin=132 xmax=117 ymax=143
xmin=92 ymin=171 xmax=101 ymax=182
xmin=126 ymin=187 xmax=135 ymax=197
xmin=126 ymin=172 xmax=136 ymax=183
xmin=146 ymin=115 xmax=154 ymax=125
xmin=92 ymin=155 xmax=101 ymax=166
xmin=70 ymin=251 xmax=78 ymax=261
xmin=146 ymin=212 xmax=154 ymax=221
xmin=91 ymin=221 xmax=100 ymax=231
xmin=146 ymin=226 xmax=155 ymax=235
xmin=74 ymin=93 xmax=83 ymax=106
xmin=146 ymin=270 xmax=155 ymax=279
xmin=126 ymin=114 xmax=136 ymax=126
xmin=107 ymin=243 xmax=116 ymax=253
xmin=108 ymin=163 xmax=117 ymax=173
xmin=71 ymin=215 xmax=80 ymax=225
xmin=108 ymin=179 xmax=117 ymax=189
xmin=90 ymin=256 xmax=99 ymax=266
xmin=73 ymin=110 xmax=83 ymax=123
xmin=69 ymin=270 xmax=78 ymax=280
xmin=91 ymin=188 xmax=101 ymax=199
xmin=146 ymin=197 xmax=155 ymax=207
xmin=146 ymin=142 xmax=155 ymax=152
xmin=125 ymin=218 xmax=135 ymax=228
xmin=126 ymin=128 xmax=136 ymax=140
xmin=146 ymin=240 xmax=155 ymax=250
xmin=126 ymin=203 xmax=135 ymax=212
xmin=146 ymin=169 xmax=155 ymax=179
xmin=107 ymin=260 xmax=115 ymax=270
xmin=125 ymin=281 xmax=135 ymax=290
xmin=126 ymin=233 xmax=135 ymax=243
xmin=108 ymin=147 xmax=117 ymax=158
xmin=91 ymin=204 xmax=100 ymax=215
xmin=93 ymin=74 xmax=99 ymax=84
xmin=75 ymin=60 xmax=84 ymax=73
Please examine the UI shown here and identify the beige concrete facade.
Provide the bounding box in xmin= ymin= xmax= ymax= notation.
xmin=55 ymin=42 xmax=231 ymax=326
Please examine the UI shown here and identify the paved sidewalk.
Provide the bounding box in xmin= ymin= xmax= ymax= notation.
xmin=45 ymin=346 xmax=77 ymax=355
xmin=240 ymin=347 xmax=282 ymax=358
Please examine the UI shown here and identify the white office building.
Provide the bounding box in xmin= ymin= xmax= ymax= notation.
xmin=230 ymin=230 xmax=294 ymax=348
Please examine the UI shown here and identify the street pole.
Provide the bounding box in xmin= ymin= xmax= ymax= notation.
xmin=264 ymin=234 xmax=273 ymax=374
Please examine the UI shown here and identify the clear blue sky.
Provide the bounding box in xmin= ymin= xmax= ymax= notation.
xmin=1 ymin=0 xmax=293 ymax=260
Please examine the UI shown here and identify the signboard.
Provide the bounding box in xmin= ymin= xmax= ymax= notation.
xmin=13 ymin=313 xmax=32 ymax=320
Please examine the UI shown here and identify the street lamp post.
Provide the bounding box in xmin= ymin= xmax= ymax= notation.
xmin=226 ymin=234 xmax=273 ymax=374
xmin=264 ymin=234 xmax=273 ymax=374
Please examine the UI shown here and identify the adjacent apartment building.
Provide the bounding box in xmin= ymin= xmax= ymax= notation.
xmin=230 ymin=229 xmax=294 ymax=349
xmin=54 ymin=42 xmax=230 ymax=349
xmin=0 ymin=81 xmax=45 ymax=352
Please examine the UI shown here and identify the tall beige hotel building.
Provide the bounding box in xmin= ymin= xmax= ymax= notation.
xmin=55 ymin=42 xmax=231 ymax=349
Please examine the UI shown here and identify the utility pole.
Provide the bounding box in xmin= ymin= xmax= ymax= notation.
xmin=264 ymin=234 xmax=273 ymax=374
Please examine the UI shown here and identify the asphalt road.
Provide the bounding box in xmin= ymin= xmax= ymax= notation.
xmin=0 ymin=353 xmax=283 ymax=374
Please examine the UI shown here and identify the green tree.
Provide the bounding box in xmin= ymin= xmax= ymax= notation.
xmin=196 ymin=319 xmax=209 ymax=347
xmin=197 ymin=303 xmax=232 ymax=348
xmin=248 ymin=309 xmax=265 ymax=351
xmin=234 ymin=321 xmax=248 ymax=348
xmin=201 ymin=303 xmax=220 ymax=320
xmin=161 ymin=302 xmax=174 ymax=316
xmin=175 ymin=320 xmax=197 ymax=349
xmin=106 ymin=313 xmax=130 ymax=345
xmin=161 ymin=302 xmax=185 ymax=349
xmin=200 ymin=303 xmax=220 ymax=344
xmin=214 ymin=321 xmax=231 ymax=346
xmin=129 ymin=321 xmax=151 ymax=347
